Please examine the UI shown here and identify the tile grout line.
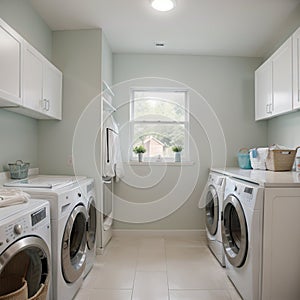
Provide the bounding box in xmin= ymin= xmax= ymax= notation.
xmin=130 ymin=239 xmax=140 ymax=300
xmin=163 ymin=237 xmax=171 ymax=300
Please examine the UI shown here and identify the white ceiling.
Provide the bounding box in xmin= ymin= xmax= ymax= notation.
xmin=30 ymin=0 xmax=300 ymax=57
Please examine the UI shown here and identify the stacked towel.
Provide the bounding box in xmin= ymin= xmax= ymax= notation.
xmin=0 ymin=189 xmax=30 ymax=207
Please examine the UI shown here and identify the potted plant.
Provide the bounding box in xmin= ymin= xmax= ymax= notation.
xmin=133 ymin=145 xmax=146 ymax=162
xmin=172 ymin=145 xmax=183 ymax=162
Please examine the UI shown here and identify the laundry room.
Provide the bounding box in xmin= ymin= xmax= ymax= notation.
xmin=0 ymin=0 xmax=300 ymax=300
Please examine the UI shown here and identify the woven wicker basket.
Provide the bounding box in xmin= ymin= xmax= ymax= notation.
xmin=28 ymin=276 xmax=49 ymax=300
xmin=266 ymin=147 xmax=300 ymax=171
xmin=0 ymin=276 xmax=27 ymax=300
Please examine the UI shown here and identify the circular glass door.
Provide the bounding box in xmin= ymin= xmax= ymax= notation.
xmin=0 ymin=237 xmax=50 ymax=298
xmin=222 ymin=195 xmax=248 ymax=267
xmin=205 ymin=185 xmax=219 ymax=236
xmin=87 ymin=197 xmax=97 ymax=251
xmin=61 ymin=205 xmax=87 ymax=283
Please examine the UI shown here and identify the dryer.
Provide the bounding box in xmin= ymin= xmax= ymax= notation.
xmin=4 ymin=175 xmax=88 ymax=300
xmin=222 ymin=177 xmax=263 ymax=300
xmin=0 ymin=199 xmax=51 ymax=299
xmin=213 ymin=167 xmax=300 ymax=299
xmin=204 ymin=172 xmax=226 ymax=266
xmin=79 ymin=178 xmax=97 ymax=278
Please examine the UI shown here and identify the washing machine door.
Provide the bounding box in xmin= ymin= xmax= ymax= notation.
xmin=61 ymin=204 xmax=87 ymax=283
xmin=87 ymin=196 xmax=97 ymax=251
xmin=222 ymin=195 xmax=248 ymax=267
xmin=205 ymin=185 xmax=219 ymax=236
xmin=0 ymin=236 xmax=51 ymax=298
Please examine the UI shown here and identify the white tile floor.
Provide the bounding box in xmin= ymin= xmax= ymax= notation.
xmin=75 ymin=236 xmax=242 ymax=300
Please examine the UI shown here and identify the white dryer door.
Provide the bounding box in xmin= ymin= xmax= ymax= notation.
xmin=205 ymin=185 xmax=219 ymax=236
xmin=222 ymin=194 xmax=248 ymax=267
xmin=61 ymin=205 xmax=87 ymax=283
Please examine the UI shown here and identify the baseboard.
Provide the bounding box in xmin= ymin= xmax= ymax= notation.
xmin=112 ymin=229 xmax=206 ymax=239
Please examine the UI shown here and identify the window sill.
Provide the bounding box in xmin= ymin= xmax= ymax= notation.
xmin=126 ymin=161 xmax=194 ymax=166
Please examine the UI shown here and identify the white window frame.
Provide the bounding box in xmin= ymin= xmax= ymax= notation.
xmin=129 ymin=87 xmax=190 ymax=162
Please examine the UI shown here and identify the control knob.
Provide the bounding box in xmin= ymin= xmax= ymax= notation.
xmin=14 ymin=224 xmax=23 ymax=235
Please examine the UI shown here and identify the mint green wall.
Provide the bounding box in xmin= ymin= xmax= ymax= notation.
xmin=101 ymin=33 xmax=113 ymax=86
xmin=113 ymin=54 xmax=266 ymax=230
xmin=0 ymin=110 xmax=38 ymax=171
xmin=38 ymin=29 xmax=102 ymax=175
xmin=267 ymin=110 xmax=300 ymax=149
xmin=0 ymin=0 xmax=52 ymax=171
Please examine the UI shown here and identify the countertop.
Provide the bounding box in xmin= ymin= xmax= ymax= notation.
xmin=211 ymin=167 xmax=300 ymax=187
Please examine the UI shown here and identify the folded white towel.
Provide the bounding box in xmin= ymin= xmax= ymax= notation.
xmin=0 ymin=189 xmax=30 ymax=207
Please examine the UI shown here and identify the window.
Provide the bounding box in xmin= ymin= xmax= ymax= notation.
xmin=130 ymin=88 xmax=189 ymax=161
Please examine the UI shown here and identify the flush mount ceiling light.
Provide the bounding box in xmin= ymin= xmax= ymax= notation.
xmin=150 ymin=0 xmax=176 ymax=12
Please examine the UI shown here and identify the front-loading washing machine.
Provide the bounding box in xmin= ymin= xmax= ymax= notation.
xmin=222 ymin=176 xmax=263 ymax=300
xmin=0 ymin=199 xmax=51 ymax=299
xmin=78 ymin=178 xmax=97 ymax=278
xmin=4 ymin=175 xmax=88 ymax=300
xmin=203 ymin=171 xmax=226 ymax=266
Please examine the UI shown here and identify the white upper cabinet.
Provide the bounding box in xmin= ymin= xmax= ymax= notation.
xmin=255 ymin=59 xmax=273 ymax=120
xmin=293 ymin=27 xmax=300 ymax=110
xmin=272 ymin=37 xmax=293 ymax=116
xmin=23 ymin=43 xmax=44 ymax=112
xmin=0 ymin=19 xmax=23 ymax=106
xmin=255 ymin=37 xmax=293 ymax=120
xmin=22 ymin=41 xmax=62 ymax=120
xmin=43 ymin=62 xmax=62 ymax=120
xmin=0 ymin=17 xmax=62 ymax=120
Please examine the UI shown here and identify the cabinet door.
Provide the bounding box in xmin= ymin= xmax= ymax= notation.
xmin=293 ymin=27 xmax=300 ymax=109
xmin=0 ymin=19 xmax=22 ymax=105
xmin=272 ymin=37 xmax=293 ymax=116
xmin=43 ymin=62 xmax=62 ymax=120
xmin=255 ymin=60 xmax=273 ymax=120
xmin=23 ymin=44 xmax=44 ymax=112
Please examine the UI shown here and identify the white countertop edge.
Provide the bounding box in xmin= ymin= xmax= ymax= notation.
xmin=0 ymin=168 xmax=39 ymax=185
xmin=210 ymin=167 xmax=300 ymax=187
xmin=126 ymin=161 xmax=195 ymax=166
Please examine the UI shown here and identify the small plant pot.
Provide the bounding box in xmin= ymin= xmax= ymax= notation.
xmin=175 ymin=152 xmax=181 ymax=162
xmin=138 ymin=153 xmax=143 ymax=162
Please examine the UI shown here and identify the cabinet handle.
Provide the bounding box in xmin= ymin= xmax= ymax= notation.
xmin=42 ymin=99 xmax=47 ymax=111
xmin=266 ymin=103 xmax=273 ymax=114
xmin=269 ymin=103 xmax=273 ymax=113
xmin=46 ymin=100 xmax=50 ymax=111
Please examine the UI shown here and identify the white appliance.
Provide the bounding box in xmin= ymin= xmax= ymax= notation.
xmin=204 ymin=171 xmax=226 ymax=266
xmin=214 ymin=167 xmax=300 ymax=300
xmin=0 ymin=199 xmax=51 ymax=299
xmin=4 ymin=175 xmax=88 ymax=300
xmin=222 ymin=177 xmax=263 ymax=300
xmin=79 ymin=178 xmax=97 ymax=278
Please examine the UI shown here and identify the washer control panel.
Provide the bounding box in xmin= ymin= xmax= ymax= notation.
xmin=0 ymin=203 xmax=49 ymax=253
xmin=225 ymin=178 xmax=261 ymax=210
xmin=2 ymin=215 xmax=29 ymax=247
